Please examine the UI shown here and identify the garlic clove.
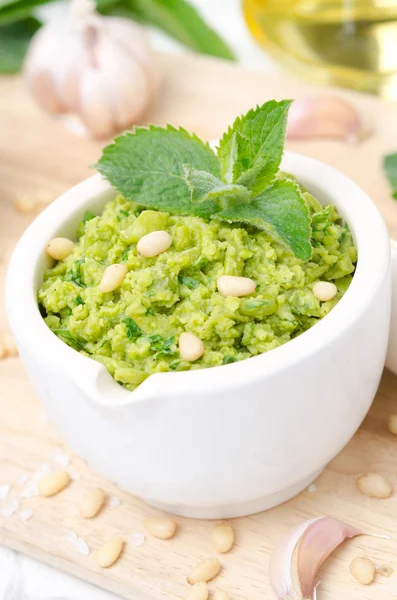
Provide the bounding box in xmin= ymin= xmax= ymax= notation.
xmin=286 ymin=96 xmax=363 ymax=142
xmin=269 ymin=517 xmax=361 ymax=600
xmin=94 ymin=33 xmax=152 ymax=129
xmin=79 ymin=67 xmax=115 ymax=139
xmin=297 ymin=518 xmax=361 ymax=598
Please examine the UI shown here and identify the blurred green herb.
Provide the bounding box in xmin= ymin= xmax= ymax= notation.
xmin=178 ymin=274 xmax=199 ymax=289
xmin=0 ymin=0 xmax=234 ymax=73
xmin=53 ymin=329 xmax=86 ymax=351
xmin=123 ymin=317 xmax=142 ymax=341
xmin=64 ymin=259 xmax=86 ymax=288
xmin=384 ymin=152 xmax=397 ymax=200
xmin=148 ymin=334 xmax=176 ymax=357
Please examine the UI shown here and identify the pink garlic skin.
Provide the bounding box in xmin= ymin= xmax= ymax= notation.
xmin=269 ymin=516 xmax=362 ymax=600
xmin=297 ymin=517 xmax=361 ymax=598
xmin=287 ymin=96 xmax=363 ymax=142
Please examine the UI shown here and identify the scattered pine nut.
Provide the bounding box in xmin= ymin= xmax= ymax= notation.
xmin=137 ymin=230 xmax=172 ymax=258
xmin=377 ymin=564 xmax=393 ymax=577
xmin=143 ymin=517 xmax=177 ymax=540
xmin=186 ymin=582 xmax=209 ymax=600
xmin=179 ymin=332 xmax=204 ymax=362
xmin=14 ymin=196 xmax=37 ymax=213
xmin=37 ymin=470 xmax=70 ymax=497
xmin=213 ymin=591 xmax=231 ymax=600
xmin=46 ymin=238 xmax=74 ymax=261
xmin=211 ymin=522 xmax=234 ymax=553
xmin=3 ymin=332 xmax=18 ymax=356
xmin=217 ymin=275 xmax=256 ymax=297
xmin=356 ymin=473 xmax=393 ymax=499
xmin=312 ymin=281 xmax=337 ymax=301
xmin=387 ymin=414 xmax=397 ymax=436
xmin=96 ymin=536 xmax=124 ymax=568
xmin=187 ymin=558 xmax=221 ymax=584
xmin=349 ymin=556 xmax=375 ymax=585
xmin=79 ymin=488 xmax=105 ymax=518
xmin=99 ymin=264 xmax=128 ymax=293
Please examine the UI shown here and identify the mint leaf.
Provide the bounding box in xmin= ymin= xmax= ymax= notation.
xmin=183 ymin=166 xmax=251 ymax=206
xmin=384 ymin=152 xmax=397 ymax=200
xmin=218 ymin=178 xmax=312 ymax=261
xmin=217 ymin=100 xmax=292 ymax=195
xmin=96 ymin=125 xmax=221 ymax=219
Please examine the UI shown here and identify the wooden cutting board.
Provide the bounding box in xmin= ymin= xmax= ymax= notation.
xmin=1 ymin=53 xmax=397 ymax=600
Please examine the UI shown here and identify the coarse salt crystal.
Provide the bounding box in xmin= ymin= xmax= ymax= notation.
xmin=129 ymin=533 xmax=145 ymax=547
xmin=18 ymin=475 xmax=28 ymax=485
xmin=64 ymin=530 xmax=90 ymax=556
xmin=70 ymin=472 xmax=82 ymax=481
xmin=1 ymin=499 xmax=19 ymax=517
xmin=0 ymin=484 xmax=11 ymax=501
xmin=21 ymin=482 xmax=39 ymax=498
xmin=52 ymin=448 xmax=70 ymax=468
xmin=108 ymin=496 xmax=121 ymax=508
xmin=19 ymin=509 xmax=33 ymax=522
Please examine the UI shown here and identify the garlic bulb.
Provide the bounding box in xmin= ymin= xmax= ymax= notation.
xmin=23 ymin=0 xmax=156 ymax=138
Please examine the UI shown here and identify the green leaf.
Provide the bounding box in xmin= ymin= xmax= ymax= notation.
xmin=217 ymin=100 xmax=292 ymax=195
xmin=384 ymin=152 xmax=397 ymax=200
xmin=95 ymin=125 xmax=221 ymax=219
xmin=123 ymin=317 xmax=142 ymax=341
xmin=217 ymin=177 xmax=312 ymax=261
xmin=64 ymin=259 xmax=86 ymax=288
xmin=178 ymin=274 xmax=199 ymax=289
xmin=53 ymin=329 xmax=86 ymax=352
xmin=120 ymin=0 xmax=235 ymax=60
xmin=0 ymin=17 xmax=39 ymax=73
xmin=0 ymin=0 xmax=52 ymax=25
xmin=183 ymin=166 xmax=251 ymax=206
xmin=148 ymin=334 xmax=176 ymax=358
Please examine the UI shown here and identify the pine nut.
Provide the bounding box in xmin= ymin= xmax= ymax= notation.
xmin=46 ymin=237 xmax=74 ymax=260
xmin=387 ymin=414 xmax=397 ymax=436
xmin=96 ymin=536 xmax=124 ymax=568
xmin=217 ymin=276 xmax=256 ymax=297
xmin=99 ymin=264 xmax=128 ymax=293
xmin=38 ymin=470 xmax=70 ymax=497
xmin=356 ymin=473 xmax=393 ymax=499
xmin=186 ymin=582 xmax=209 ymax=600
xmin=79 ymin=488 xmax=105 ymax=518
xmin=137 ymin=230 xmax=172 ymax=258
xmin=312 ymin=281 xmax=337 ymax=301
xmin=187 ymin=558 xmax=221 ymax=584
xmin=213 ymin=591 xmax=230 ymax=600
xmin=14 ymin=196 xmax=37 ymax=213
xmin=0 ymin=341 xmax=6 ymax=359
xmin=211 ymin=522 xmax=234 ymax=553
xmin=179 ymin=332 xmax=204 ymax=362
xmin=3 ymin=332 xmax=18 ymax=357
xmin=349 ymin=556 xmax=375 ymax=585
xmin=143 ymin=517 xmax=177 ymax=539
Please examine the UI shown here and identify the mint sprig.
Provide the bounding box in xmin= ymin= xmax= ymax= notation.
xmin=384 ymin=152 xmax=397 ymax=200
xmin=96 ymin=100 xmax=312 ymax=260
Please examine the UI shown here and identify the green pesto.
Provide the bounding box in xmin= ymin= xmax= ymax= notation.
xmin=38 ymin=192 xmax=357 ymax=391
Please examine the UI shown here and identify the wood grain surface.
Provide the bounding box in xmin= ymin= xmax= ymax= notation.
xmin=1 ymin=52 xmax=397 ymax=600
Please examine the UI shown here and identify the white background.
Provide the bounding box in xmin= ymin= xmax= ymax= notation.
xmin=0 ymin=1 xmax=277 ymax=598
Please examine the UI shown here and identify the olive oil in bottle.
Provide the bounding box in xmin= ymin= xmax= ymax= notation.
xmin=243 ymin=0 xmax=397 ymax=98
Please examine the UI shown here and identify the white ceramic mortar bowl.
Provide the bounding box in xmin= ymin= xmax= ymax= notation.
xmin=5 ymin=152 xmax=391 ymax=519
